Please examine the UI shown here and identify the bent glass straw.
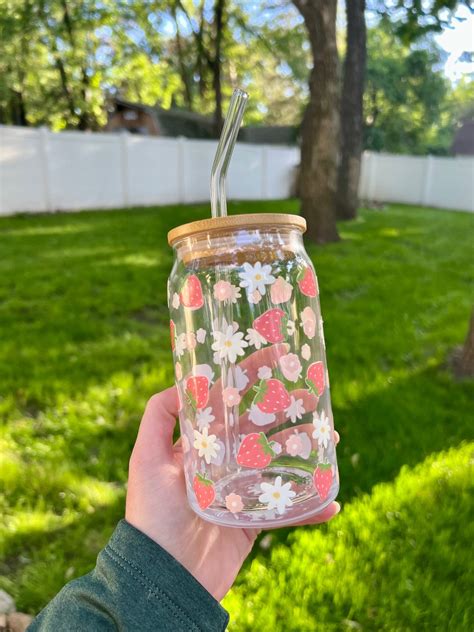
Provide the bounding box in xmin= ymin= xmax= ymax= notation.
xmin=210 ymin=89 xmax=249 ymax=218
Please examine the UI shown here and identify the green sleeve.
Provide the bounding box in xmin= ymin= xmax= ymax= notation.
xmin=28 ymin=520 xmax=229 ymax=632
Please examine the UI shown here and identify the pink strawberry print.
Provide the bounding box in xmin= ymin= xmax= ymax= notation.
xmin=253 ymin=308 xmax=287 ymax=343
xmin=253 ymin=378 xmax=291 ymax=413
xmin=297 ymin=266 xmax=318 ymax=297
xmin=180 ymin=275 xmax=204 ymax=310
xmin=306 ymin=361 xmax=325 ymax=397
xmin=193 ymin=473 xmax=215 ymax=509
xmin=170 ymin=320 xmax=176 ymax=351
xmin=185 ymin=375 xmax=210 ymax=409
xmin=313 ymin=463 xmax=333 ymax=500
xmin=236 ymin=432 xmax=275 ymax=469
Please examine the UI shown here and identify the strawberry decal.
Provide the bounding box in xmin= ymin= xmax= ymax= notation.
xmin=313 ymin=463 xmax=333 ymax=500
xmin=306 ymin=361 xmax=325 ymax=397
xmin=253 ymin=378 xmax=291 ymax=413
xmin=170 ymin=320 xmax=176 ymax=351
xmin=253 ymin=308 xmax=287 ymax=344
xmin=236 ymin=432 xmax=276 ymax=469
xmin=180 ymin=275 xmax=204 ymax=310
xmin=193 ymin=473 xmax=215 ymax=509
xmin=185 ymin=375 xmax=209 ymax=410
xmin=297 ymin=266 xmax=318 ymax=297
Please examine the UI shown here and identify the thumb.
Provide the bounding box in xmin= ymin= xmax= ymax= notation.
xmin=130 ymin=387 xmax=179 ymax=468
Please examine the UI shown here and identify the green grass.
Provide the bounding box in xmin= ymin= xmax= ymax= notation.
xmin=0 ymin=201 xmax=473 ymax=627
xmin=224 ymin=443 xmax=474 ymax=631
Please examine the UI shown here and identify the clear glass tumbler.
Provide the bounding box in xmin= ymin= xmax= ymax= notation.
xmin=167 ymin=213 xmax=339 ymax=528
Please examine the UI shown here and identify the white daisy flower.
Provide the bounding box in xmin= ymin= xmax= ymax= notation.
xmin=239 ymin=262 xmax=276 ymax=295
xmin=229 ymin=284 xmax=242 ymax=304
xmin=193 ymin=428 xmax=220 ymax=464
xmin=257 ymin=365 xmax=272 ymax=380
xmin=196 ymin=328 xmax=207 ymax=343
xmin=284 ymin=396 xmax=306 ymax=423
xmin=175 ymin=333 xmax=187 ymax=358
xmin=212 ymin=324 xmax=248 ymax=364
xmin=259 ymin=476 xmax=296 ymax=514
xmin=312 ymin=410 xmax=331 ymax=448
xmin=196 ymin=407 xmax=215 ymax=431
xmin=172 ymin=293 xmax=180 ymax=309
xmin=246 ymin=327 xmax=267 ymax=350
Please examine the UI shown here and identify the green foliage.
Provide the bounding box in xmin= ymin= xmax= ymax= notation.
xmin=0 ymin=201 xmax=473 ymax=620
xmin=0 ymin=0 xmax=307 ymax=130
xmin=224 ymin=443 xmax=474 ymax=630
xmin=364 ymin=25 xmax=453 ymax=154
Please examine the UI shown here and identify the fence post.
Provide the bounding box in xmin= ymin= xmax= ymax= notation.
xmin=421 ymin=155 xmax=434 ymax=207
xmin=39 ymin=127 xmax=53 ymax=211
xmin=120 ymin=133 xmax=129 ymax=207
xmin=177 ymin=137 xmax=186 ymax=204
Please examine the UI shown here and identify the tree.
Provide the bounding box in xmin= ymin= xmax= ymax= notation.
xmin=293 ymin=0 xmax=340 ymax=244
xmin=337 ymin=0 xmax=366 ymax=220
xmin=363 ymin=27 xmax=450 ymax=155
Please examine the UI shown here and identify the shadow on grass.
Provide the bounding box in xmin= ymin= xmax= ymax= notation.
xmin=250 ymin=361 xmax=473 ymax=559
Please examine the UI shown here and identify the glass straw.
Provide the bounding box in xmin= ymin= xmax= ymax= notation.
xmin=210 ymin=88 xmax=249 ymax=218
xmin=209 ymin=89 xmax=249 ymax=470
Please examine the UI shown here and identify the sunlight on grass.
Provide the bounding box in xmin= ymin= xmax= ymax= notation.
xmin=224 ymin=443 xmax=474 ymax=631
xmin=0 ymin=201 xmax=472 ymax=620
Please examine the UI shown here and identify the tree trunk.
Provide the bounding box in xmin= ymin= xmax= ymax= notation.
xmin=337 ymin=0 xmax=366 ymax=220
xmin=10 ymin=90 xmax=28 ymax=126
xmin=458 ymin=311 xmax=474 ymax=377
xmin=212 ymin=0 xmax=225 ymax=136
xmin=294 ymin=0 xmax=340 ymax=244
xmin=61 ymin=0 xmax=91 ymax=130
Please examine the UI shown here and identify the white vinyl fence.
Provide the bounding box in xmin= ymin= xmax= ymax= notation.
xmin=0 ymin=125 xmax=473 ymax=215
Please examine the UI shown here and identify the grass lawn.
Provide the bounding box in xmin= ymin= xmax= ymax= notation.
xmin=0 ymin=201 xmax=473 ymax=628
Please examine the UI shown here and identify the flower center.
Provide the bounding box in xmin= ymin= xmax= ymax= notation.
xmin=202 ymin=441 xmax=208 ymax=448
xmin=255 ymin=274 xmax=262 ymax=281
xmin=225 ymin=340 xmax=233 ymax=348
xmin=272 ymin=491 xmax=281 ymax=499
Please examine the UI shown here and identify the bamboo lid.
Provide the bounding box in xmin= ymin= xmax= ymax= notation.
xmin=167 ymin=213 xmax=307 ymax=246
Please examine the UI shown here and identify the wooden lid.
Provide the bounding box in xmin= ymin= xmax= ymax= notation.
xmin=167 ymin=213 xmax=307 ymax=246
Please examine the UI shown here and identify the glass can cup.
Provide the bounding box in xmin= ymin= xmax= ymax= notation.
xmin=167 ymin=213 xmax=339 ymax=528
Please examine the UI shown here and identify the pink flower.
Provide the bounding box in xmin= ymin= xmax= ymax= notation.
xmin=175 ymin=362 xmax=183 ymax=381
xmin=301 ymin=344 xmax=311 ymax=361
xmin=300 ymin=306 xmax=317 ymax=340
xmin=214 ymin=280 xmax=233 ymax=302
xmin=225 ymin=493 xmax=244 ymax=513
xmin=279 ymin=353 xmax=303 ymax=382
xmin=271 ymin=277 xmax=293 ymax=304
xmin=286 ymin=434 xmax=304 ymax=457
xmin=258 ymin=365 xmax=272 ymax=380
xmin=248 ymin=290 xmax=262 ymax=304
xmin=185 ymin=332 xmax=197 ymax=350
xmin=222 ymin=387 xmax=241 ymax=407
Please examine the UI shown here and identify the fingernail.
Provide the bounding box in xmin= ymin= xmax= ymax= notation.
xmin=333 ymin=502 xmax=341 ymax=515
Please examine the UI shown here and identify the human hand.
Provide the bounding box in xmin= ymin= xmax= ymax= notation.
xmin=126 ymin=351 xmax=340 ymax=602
